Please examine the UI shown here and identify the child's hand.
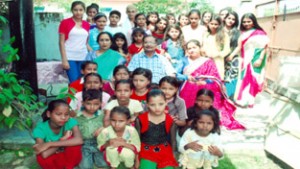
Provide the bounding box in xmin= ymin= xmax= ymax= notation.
xmin=108 ymin=138 xmax=126 ymax=147
xmin=33 ymin=142 xmax=50 ymax=154
xmin=185 ymin=140 xmax=203 ymax=152
xmin=171 ymin=115 xmax=179 ymax=125
xmin=254 ymin=59 xmax=263 ymax=67
xmin=93 ymin=127 xmax=104 ymax=137
xmin=208 ymin=145 xmax=223 ymax=157
xmin=60 ymin=130 xmax=72 ymax=141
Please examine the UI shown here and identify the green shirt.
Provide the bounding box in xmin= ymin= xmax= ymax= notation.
xmin=32 ymin=118 xmax=78 ymax=142
xmin=75 ymin=110 xmax=104 ymax=140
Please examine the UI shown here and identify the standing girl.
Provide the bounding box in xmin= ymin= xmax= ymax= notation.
xmin=159 ymin=76 xmax=187 ymax=127
xmin=178 ymin=13 xmax=189 ymax=28
xmin=161 ymin=24 xmax=185 ymax=73
xmin=146 ymin=12 xmax=159 ymax=32
xmin=128 ymin=28 xmax=147 ymax=56
xmin=127 ymin=13 xmax=150 ymax=45
xmin=202 ymin=16 xmax=230 ymax=80
xmin=152 ymin=17 xmax=169 ymax=45
xmin=86 ymin=3 xmax=99 ymax=29
xmin=33 ymin=99 xmax=82 ymax=169
xmin=166 ymin=13 xmax=176 ymax=25
xmin=130 ymin=68 xmax=152 ymax=109
xmin=103 ymin=65 xmax=130 ymax=96
xmin=223 ymin=11 xmax=240 ymax=99
xmin=88 ymin=13 xmax=107 ymax=51
xmin=103 ymin=79 xmax=144 ymax=127
xmin=97 ymin=106 xmax=141 ymax=169
xmin=135 ymin=89 xmax=178 ymax=169
xmin=179 ymin=110 xmax=223 ymax=169
xmin=111 ymin=32 xmax=130 ymax=64
xmin=59 ymin=1 xmax=90 ymax=83
xmin=200 ymin=11 xmax=213 ymax=31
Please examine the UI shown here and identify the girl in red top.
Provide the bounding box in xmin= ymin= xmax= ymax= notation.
xmin=152 ymin=17 xmax=168 ymax=45
xmin=128 ymin=28 xmax=147 ymax=56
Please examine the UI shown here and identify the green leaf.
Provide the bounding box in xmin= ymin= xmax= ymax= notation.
xmin=4 ymin=116 xmax=17 ymax=128
xmin=2 ymin=88 xmax=14 ymax=100
xmin=2 ymin=44 xmax=11 ymax=53
xmin=9 ymin=36 xmax=16 ymax=44
xmin=69 ymin=87 xmax=76 ymax=95
xmin=0 ymin=16 xmax=8 ymax=24
xmin=25 ymin=118 xmax=33 ymax=128
xmin=12 ymin=84 xmax=21 ymax=93
xmin=17 ymin=93 xmax=26 ymax=102
xmin=59 ymin=87 xmax=68 ymax=94
xmin=0 ymin=94 xmax=7 ymax=105
xmin=56 ymin=93 xmax=66 ymax=99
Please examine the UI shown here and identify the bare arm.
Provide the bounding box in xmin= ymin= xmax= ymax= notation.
xmin=170 ymin=123 xmax=177 ymax=152
xmin=103 ymin=109 xmax=111 ymax=127
xmin=226 ymin=36 xmax=242 ymax=61
xmin=59 ymin=34 xmax=69 ymax=70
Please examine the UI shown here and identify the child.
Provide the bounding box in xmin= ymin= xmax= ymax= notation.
xmin=135 ymin=89 xmax=178 ymax=169
xmin=200 ymin=11 xmax=213 ymax=31
xmin=33 ymin=99 xmax=82 ymax=169
xmin=178 ymin=13 xmax=189 ymax=28
xmin=130 ymin=68 xmax=152 ymax=110
xmin=202 ymin=15 xmax=230 ymax=80
xmin=161 ymin=24 xmax=185 ymax=73
xmin=166 ymin=13 xmax=176 ymax=25
xmin=111 ymin=32 xmax=130 ymax=64
xmin=128 ymin=28 xmax=147 ymax=56
xmin=75 ymin=89 xmax=107 ymax=169
xmin=86 ymin=3 xmax=99 ymax=29
xmin=103 ymin=79 xmax=144 ymax=127
xmin=179 ymin=109 xmax=223 ymax=169
xmin=69 ymin=73 xmax=110 ymax=111
xmin=152 ymin=17 xmax=168 ymax=45
xmin=146 ymin=12 xmax=159 ymax=32
xmin=121 ymin=5 xmax=137 ymax=35
xmin=103 ymin=65 xmax=130 ymax=96
xmin=97 ymin=106 xmax=141 ymax=169
xmin=182 ymin=9 xmax=205 ymax=44
xmin=159 ymin=76 xmax=187 ymax=127
xmin=88 ymin=13 xmax=107 ymax=51
xmin=105 ymin=10 xmax=124 ymax=36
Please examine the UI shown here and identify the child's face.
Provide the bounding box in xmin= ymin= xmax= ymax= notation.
xmin=136 ymin=15 xmax=146 ymax=28
xmin=47 ymin=105 xmax=70 ymax=127
xmin=81 ymin=64 xmax=97 ymax=76
xmin=85 ymin=76 xmax=102 ymax=90
xmin=147 ymin=95 xmax=167 ymax=116
xmin=82 ymin=99 xmax=101 ymax=115
xmin=109 ymin=14 xmax=120 ymax=26
xmin=225 ymin=14 xmax=236 ymax=28
xmin=116 ymin=38 xmax=125 ymax=48
xmin=95 ymin=17 xmax=107 ymax=30
xmin=179 ymin=16 xmax=189 ymax=27
xmin=149 ymin=14 xmax=158 ymax=24
xmin=219 ymin=10 xmax=229 ymax=21
xmin=167 ymin=27 xmax=180 ymax=40
xmin=208 ymin=19 xmax=220 ymax=33
xmin=186 ymin=42 xmax=201 ymax=58
xmin=114 ymin=69 xmax=129 ymax=81
xmin=168 ymin=16 xmax=176 ymax=25
xmin=72 ymin=4 xmax=85 ymax=20
xmin=160 ymin=82 xmax=178 ymax=101
xmin=195 ymin=114 xmax=214 ymax=137
xmin=203 ymin=13 xmax=212 ymax=24
xmin=98 ymin=34 xmax=112 ymax=50
xmin=189 ymin=13 xmax=200 ymax=27
xmin=133 ymin=74 xmax=150 ymax=91
xmin=242 ymin=17 xmax=254 ymax=30
xmin=156 ymin=19 xmax=167 ymax=31
xmin=195 ymin=95 xmax=213 ymax=110
xmin=133 ymin=32 xmax=144 ymax=43
xmin=110 ymin=112 xmax=128 ymax=132
xmin=87 ymin=8 xmax=97 ymax=18
xmin=115 ymin=83 xmax=132 ymax=103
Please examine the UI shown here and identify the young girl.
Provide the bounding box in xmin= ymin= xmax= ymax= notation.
xmin=135 ymin=89 xmax=178 ymax=169
xmin=111 ymin=32 xmax=130 ymax=64
xmin=200 ymin=11 xmax=213 ymax=31
xmin=159 ymin=76 xmax=187 ymax=127
xmin=202 ymin=15 xmax=230 ymax=80
xmin=178 ymin=13 xmax=189 ymax=28
xmin=103 ymin=65 xmax=130 ymax=96
xmin=179 ymin=109 xmax=223 ymax=169
xmin=161 ymin=24 xmax=185 ymax=73
xmin=33 ymin=99 xmax=82 ymax=169
xmin=130 ymin=68 xmax=152 ymax=109
xmin=166 ymin=13 xmax=176 ymax=25
xmin=127 ymin=13 xmax=149 ymax=45
xmin=146 ymin=12 xmax=159 ymax=32
xmin=97 ymin=106 xmax=141 ymax=169
xmin=103 ymin=79 xmax=143 ymax=127
xmin=152 ymin=17 xmax=168 ymax=45
xmin=88 ymin=13 xmax=107 ymax=51
xmin=69 ymin=73 xmax=110 ymax=111
xmin=86 ymin=3 xmax=99 ymax=29
xmin=128 ymin=28 xmax=147 ymax=56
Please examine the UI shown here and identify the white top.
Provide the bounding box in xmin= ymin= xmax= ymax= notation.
xmin=182 ymin=25 xmax=206 ymax=45
xmin=104 ymin=99 xmax=143 ymax=116
xmin=65 ymin=27 xmax=88 ymax=61
xmin=105 ymin=25 xmax=125 ymax=36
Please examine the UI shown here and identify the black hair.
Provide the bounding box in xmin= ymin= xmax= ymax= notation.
xmin=159 ymin=76 xmax=180 ymax=110
xmin=110 ymin=106 xmax=131 ymax=120
xmin=132 ymin=67 xmax=152 ymax=88
xmin=201 ymin=11 xmax=213 ymax=25
xmin=113 ymin=65 xmax=130 ymax=77
xmin=71 ymin=1 xmax=85 ymax=11
xmin=115 ymin=79 xmax=133 ymax=90
xmin=154 ymin=17 xmax=169 ymax=32
xmin=82 ymin=89 xmax=102 ymax=102
xmin=86 ymin=3 xmax=99 ymax=15
xmin=41 ymin=99 xmax=69 ymax=122
xmin=134 ymin=13 xmax=147 ymax=28
xmin=186 ymin=39 xmax=202 ymax=49
xmin=240 ymin=13 xmax=265 ymax=32
xmin=224 ymin=11 xmax=240 ymax=48
xmin=81 ymin=61 xmax=97 ymax=70
xmin=109 ymin=10 xmax=121 ymax=18
xmin=111 ymin=32 xmax=128 ymax=54
xmin=93 ymin=12 xmax=107 ymax=22
xmin=131 ymin=27 xmax=147 ymax=43
xmin=196 ymin=88 xmax=214 ymax=101
xmin=188 ymin=9 xmax=201 ymax=18
xmin=191 ymin=109 xmax=221 ymax=135
xmin=146 ymin=89 xmax=166 ymax=102
xmin=84 ymin=73 xmax=103 ymax=84
xmin=146 ymin=11 xmax=159 ymax=25
xmin=97 ymin=31 xmax=113 ymax=45
xmin=166 ymin=13 xmax=176 ymax=22
xmin=207 ymin=15 xmax=225 ymax=48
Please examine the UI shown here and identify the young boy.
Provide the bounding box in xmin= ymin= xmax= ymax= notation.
xmin=105 ymin=10 xmax=124 ymax=35
xmin=75 ymin=89 xmax=107 ymax=169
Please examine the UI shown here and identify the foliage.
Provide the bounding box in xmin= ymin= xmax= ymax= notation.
xmin=34 ymin=0 xmax=101 ymax=12
xmin=134 ymin=0 xmax=214 ymax=15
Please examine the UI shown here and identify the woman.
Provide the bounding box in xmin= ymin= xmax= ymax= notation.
xmin=86 ymin=31 xmax=125 ymax=81
xmin=223 ymin=11 xmax=241 ymax=99
xmin=178 ymin=40 xmax=244 ymax=130
xmin=59 ymin=1 xmax=90 ymax=83
xmin=229 ymin=13 xmax=269 ymax=107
